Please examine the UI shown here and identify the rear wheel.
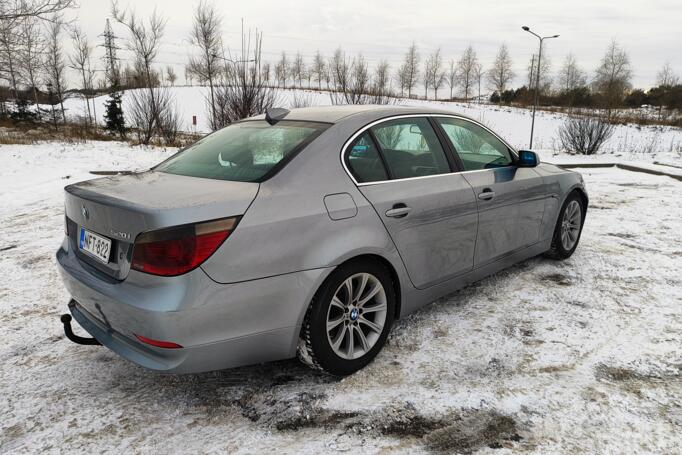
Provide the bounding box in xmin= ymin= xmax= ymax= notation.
xmin=545 ymin=192 xmax=585 ymax=260
xmin=297 ymin=260 xmax=395 ymax=376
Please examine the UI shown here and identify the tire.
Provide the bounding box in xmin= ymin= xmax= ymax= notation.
xmin=545 ymin=191 xmax=585 ymax=260
xmin=297 ymin=259 xmax=396 ymax=376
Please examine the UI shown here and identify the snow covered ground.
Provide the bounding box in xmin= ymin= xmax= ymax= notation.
xmin=1 ymin=141 xmax=681 ymax=454
xmin=61 ymin=87 xmax=682 ymax=167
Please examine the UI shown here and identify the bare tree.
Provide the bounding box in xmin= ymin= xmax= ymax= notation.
xmin=473 ymin=62 xmax=484 ymax=103
xmin=18 ymin=16 xmax=45 ymax=109
xmin=312 ymin=50 xmax=326 ymax=90
xmin=187 ymin=0 xmax=221 ymax=129
xmin=487 ymin=44 xmax=514 ymax=105
xmin=44 ymin=16 xmax=67 ymax=122
xmin=261 ymin=61 xmax=270 ymax=85
xmin=165 ymin=65 xmax=177 ymax=86
xmin=446 ymin=59 xmax=457 ymax=99
xmin=527 ymin=52 xmax=552 ymax=95
xmin=290 ymin=52 xmax=305 ymax=88
xmin=422 ymin=55 xmax=432 ymax=99
xmin=456 ymin=44 xmax=478 ymax=100
xmin=557 ymin=53 xmax=586 ymax=92
xmin=184 ymin=64 xmax=193 ymax=86
xmin=0 ymin=0 xmax=75 ymax=21
xmin=328 ymin=47 xmax=350 ymax=103
xmin=593 ymin=39 xmax=632 ymax=108
xmin=157 ymin=89 xmax=182 ymax=145
xmin=656 ymin=62 xmax=679 ymax=86
xmin=424 ymin=47 xmax=444 ymax=100
xmin=112 ymin=1 xmax=166 ymax=142
xmin=275 ymin=51 xmax=287 ymax=88
xmin=399 ymin=42 xmax=419 ymax=98
xmin=112 ymin=2 xmax=166 ymax=90
xmin=394 ymin=64 xmax=406 ymax=97
xmin=127 ymin=88 xmax=156 ymax=143
xmin=372 ymin=60 xmax=391 ymax=97
xmin=345 ymin=54 xmax=370 ymax=104
xmin=0 ymin=16 xmax=21 ymax=100
xmin=69 ymin=26 xmax=95 ymax=125
xmin=212 ymin=25 xmax=275 ymax=125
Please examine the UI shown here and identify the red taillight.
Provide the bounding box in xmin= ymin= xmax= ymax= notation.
xmin=131 ymin=217 xmax=238 ymax=276
xmin=134 ymin=334 xmax=183 ymax=349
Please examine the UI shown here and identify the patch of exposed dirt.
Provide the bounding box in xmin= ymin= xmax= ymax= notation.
xmin=614 ymin=183 xmax=660 ymax=189
xmin=269 ymin=399 xmax=523 ymax=454
xmin=595 ymin=363 xmax=682 ymax=383
xmin=540 ymin=273 xmax=573 ymax=286
xmin=606 ymin=232 xmax=637 ymax=240
xmin=423 ymin=411 xmax=521 ymax=454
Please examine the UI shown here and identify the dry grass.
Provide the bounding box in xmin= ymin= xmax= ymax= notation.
xmin=537 ymin=105 xmax=681 ymax=128
xmin=0 ymin=122 xmax=200 ymax=147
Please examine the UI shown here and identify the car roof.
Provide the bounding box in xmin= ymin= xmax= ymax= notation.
xmin=248 ymin=104 xmax=479 ymax=125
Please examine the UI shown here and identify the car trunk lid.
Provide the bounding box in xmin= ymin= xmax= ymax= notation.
xmin=64 ymin=171 xmax=259 ymax=280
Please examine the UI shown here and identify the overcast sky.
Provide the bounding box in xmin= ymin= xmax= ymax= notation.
xmin=69 ymin=0 xmax=681 ymax=89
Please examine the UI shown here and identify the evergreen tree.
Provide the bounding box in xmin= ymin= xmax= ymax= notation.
xmin=103 ymin=88 xmax=126 ymax=138
xmin=10 ymin=96 xmax=38 ymax=125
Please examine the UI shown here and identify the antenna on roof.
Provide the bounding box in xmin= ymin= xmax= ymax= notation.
xmin=265 ymin=108 xmax=290 ymax=125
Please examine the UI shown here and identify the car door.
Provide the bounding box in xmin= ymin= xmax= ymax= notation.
xmin=435 ymin=117 xmax=546 ymax=266
xmin=345 ymin=117 xmax=478 ymax=289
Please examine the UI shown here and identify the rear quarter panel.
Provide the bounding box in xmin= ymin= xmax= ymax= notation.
xmin=200 ymin=122 xmax=408 ymax=288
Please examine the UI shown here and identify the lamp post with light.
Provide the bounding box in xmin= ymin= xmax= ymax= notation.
xmin=522 ymin=26 xmax=559 ymax=149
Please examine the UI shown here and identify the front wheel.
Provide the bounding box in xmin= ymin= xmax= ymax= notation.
xmin=297 ymin=260 xmax=396 ymax=376
xmin=545 ymin=192 xmax=585 ymax=260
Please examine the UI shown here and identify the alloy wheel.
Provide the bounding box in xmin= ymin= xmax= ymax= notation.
xmin=560 ymin=200 xmax=582 ymax=251
xmin=326 ymin=273 xmax=387 ymax=360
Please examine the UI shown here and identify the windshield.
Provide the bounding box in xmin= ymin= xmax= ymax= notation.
xmin=155 ymin=120 xmax=328 ymax=182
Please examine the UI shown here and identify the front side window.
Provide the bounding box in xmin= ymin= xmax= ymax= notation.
xmin=370 ymin=118 xmax=451 ymax=179
xmin=437 ymin=118 xmax=513 ymax=171
xmin=155 ymin=120 xmax=328 ymax=182
xmin=346 ymin=132 xmax=388 ymax=183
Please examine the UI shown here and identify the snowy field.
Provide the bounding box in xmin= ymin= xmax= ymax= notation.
xmin=1 ymin=141 xmax=681 ymax=454
xmin=61 ymin=86 xmax=682 ymax=167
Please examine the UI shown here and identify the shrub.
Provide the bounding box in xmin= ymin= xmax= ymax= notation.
xmin=558 ymin=114 xmax=615 ymax=155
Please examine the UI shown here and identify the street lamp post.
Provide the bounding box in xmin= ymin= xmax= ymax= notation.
xmin=522 ymin=26 xmax=559 ymax=149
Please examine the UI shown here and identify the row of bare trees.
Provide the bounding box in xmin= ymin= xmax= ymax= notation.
xmin=250 ymin=39 xmax=677 ymax=112
xmin=1 ymin=0 xmax=680 ymax=138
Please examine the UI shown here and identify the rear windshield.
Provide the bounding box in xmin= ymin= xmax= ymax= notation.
xmin=155 ymin=120 xmax=328 ymax=182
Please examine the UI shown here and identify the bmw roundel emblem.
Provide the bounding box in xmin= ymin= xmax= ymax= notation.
xmin=81 ymin=205 xmax=89 ymax=220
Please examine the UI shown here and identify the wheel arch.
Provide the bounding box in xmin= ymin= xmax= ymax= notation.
xmin=294 ymin=252 xmax=404 ymax=342
xmin=567 ymin=185 xmax=589 ymax=221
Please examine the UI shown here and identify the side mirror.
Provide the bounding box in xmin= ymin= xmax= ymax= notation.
xmin=518 ymin=150 xmax=539 ymax=167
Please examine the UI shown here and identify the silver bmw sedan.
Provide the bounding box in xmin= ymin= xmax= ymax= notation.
xmin=57 ymin=105 xmax=587 ymax=376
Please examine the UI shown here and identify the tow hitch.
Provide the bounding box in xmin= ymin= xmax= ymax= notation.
xmin=61 ymin=314 xmax=101 ymax=346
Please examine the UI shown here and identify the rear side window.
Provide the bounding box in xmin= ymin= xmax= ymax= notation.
xmin=155 ymin=120 xmax=328 ymax=182
xmin=437 ymin=118 xmax=513 ymax=171
xmin=370 ymin=118 xmax=450 ymax=179
xmin=346 ymin=132 xmax=388 ymax=183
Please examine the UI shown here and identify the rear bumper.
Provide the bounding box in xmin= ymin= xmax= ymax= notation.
xmin=67 ymin=300 xmax=298 ymax=373
xmin=56 ymin=238 xmax=332 ymax=373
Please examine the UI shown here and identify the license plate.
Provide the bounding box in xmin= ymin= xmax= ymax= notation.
xmin=79 ymin=228 xmax=112 ymax=264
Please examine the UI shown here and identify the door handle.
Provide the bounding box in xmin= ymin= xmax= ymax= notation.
xmin=385 ymin=204 xmax=411 ymax=218
xmin=478 ymin=190 xmax=495 ymax=200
